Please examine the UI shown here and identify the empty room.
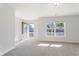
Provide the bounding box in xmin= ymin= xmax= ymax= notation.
xmin=0 ymin=3 xmax=79 ymax=56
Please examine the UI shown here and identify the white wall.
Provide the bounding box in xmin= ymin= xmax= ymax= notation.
xmin=38 ymin=15 xmax=79 ymax=43
xmin=0 ymin=4 xmax=15 ymax=55
xmin=15 ymin=17 xmax=22 ymax=43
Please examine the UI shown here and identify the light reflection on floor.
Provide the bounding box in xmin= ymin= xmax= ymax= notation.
xmin=37 ymin=43 xmax=63 ymax=48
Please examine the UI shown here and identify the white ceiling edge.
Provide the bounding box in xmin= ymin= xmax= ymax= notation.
xmin=15 ymin=16 xmax=38 ymax=20
xmin=11 ymin=3 xmax=79 ymax=20
xmin=15 ymin=14 xmax=79 ymax=20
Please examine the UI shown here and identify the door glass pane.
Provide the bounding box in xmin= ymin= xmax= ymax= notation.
xmin=29 ymin=24 xmax=34 ymax=37
xmin=22 ymin=22 xmax=27 ymax=34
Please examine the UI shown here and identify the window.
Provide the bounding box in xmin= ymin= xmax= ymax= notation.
xmin=46 ymin=22 xmax=54 ymax=36
xmin=46 ymin=22 xmax=65 ymax=37
xmin=55 ymin=22 xmax=65 ymax=36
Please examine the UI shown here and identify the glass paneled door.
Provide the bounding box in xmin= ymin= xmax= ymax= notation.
xmin=22 ymin=22 xmax=28 ymax=40
xmin=28 ymin=23 xmax=34 ymax=39
xmin=22 ymin=22 xmax=34 ymax=40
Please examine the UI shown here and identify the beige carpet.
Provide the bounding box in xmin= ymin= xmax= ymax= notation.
xmin=3 ymin=40 xmax=79 ymax=56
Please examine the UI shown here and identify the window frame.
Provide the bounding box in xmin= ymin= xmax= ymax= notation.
xmin=46 ymin=22 xmax=66 ymax=37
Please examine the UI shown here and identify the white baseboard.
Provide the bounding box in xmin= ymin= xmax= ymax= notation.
xmin=0 ymin=39 xmax=27 ymax=56
xmin=15 ymin=39 xmax=27 ymax=47
xmin=39 ymin=40 xmax=79 ymax=44
xmin=0 ymin=46 xmax=15 ymax=56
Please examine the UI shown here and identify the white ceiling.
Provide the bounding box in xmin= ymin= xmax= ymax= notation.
xmin=10 ymin=3 xmax=79 ymax=20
